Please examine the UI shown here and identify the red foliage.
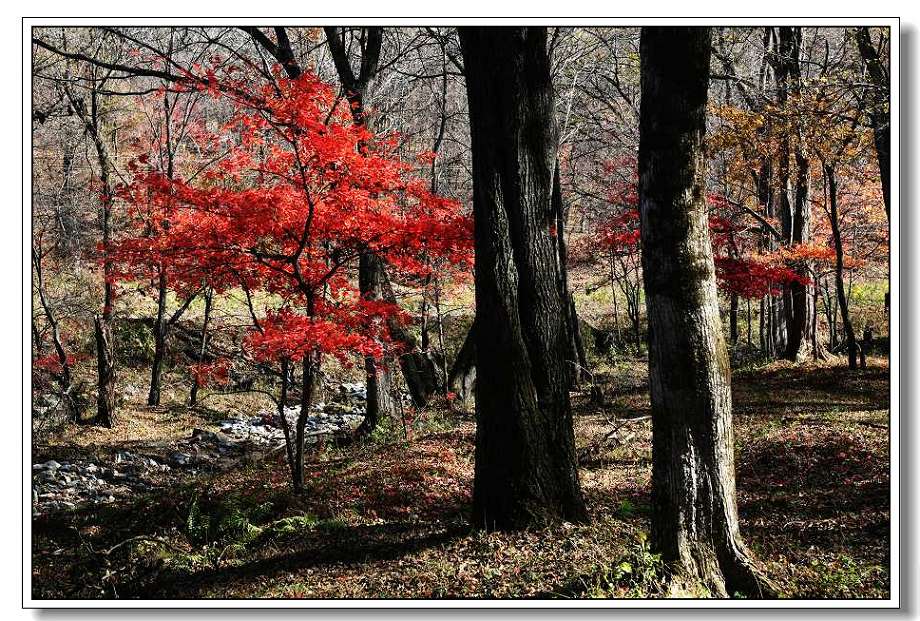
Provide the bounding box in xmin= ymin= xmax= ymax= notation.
xmin=115 ymin=68 xmax=472 ymax=367
xmin=588 ymin=190 xmax=812 ymax=299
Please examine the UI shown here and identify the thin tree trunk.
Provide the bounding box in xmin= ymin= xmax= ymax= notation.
xmin=189 ymin=287 xmax=214 ymax=406
xmin=638 ymin=26 xmax=778 ymax=597
xmin=276 ymin=358 xmax=296 ymax=479
xmin=460 ymin=26 xmax=586 ymax=530
xmin=320 ymin=26 xmax=443 ymax=417
xmin=854 ymin=27 xmax=890 ymax=222
xmin=148 ymin=270 xmax=168 ymax=406
xmin=65 ymin=81 xmax=117 ymax=425
xmin=33 ymin=244 xmax=78 ymax=421
xmin=292 ymin=355 xmax=316 ymax=493
xmin=553 ymin=160 xmax=589 ymax=385
xmin=825 ymin=165 xmax=859 ymax=369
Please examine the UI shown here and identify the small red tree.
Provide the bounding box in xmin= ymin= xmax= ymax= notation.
xmin=116 ymin=67 xmax=472 ymax=490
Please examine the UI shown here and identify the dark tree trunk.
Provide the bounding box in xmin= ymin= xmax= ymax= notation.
xmin=854 ymin=27 xmax=890 ymax=222
xmin=825 ymin=165 xmax=859 ymax=370
xmin=447 ymin=320 xmax=477 ymax=412
xmin=189 ymin=287 xmax=214 ymax=406
xmin=460 ymin=26 xmax=586 ymax=531
xmin=638 ymin=26 xmax=778 ymax=597
xmin=358 ymin=252 xmax=396 ymax=433
xmin=292 ymin=355 xmax=317 ymax=493
xmin=148 ymin=271 xmax=168 ymax=406
xmin=94 ymin=315 xmax=116 ymax=427
xmin=775 ymin=27 xmax=827 ymax=362
xmin=319 ymin=26 xmax=443 ymax=421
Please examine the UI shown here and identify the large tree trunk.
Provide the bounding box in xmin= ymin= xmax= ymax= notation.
xmin=825 ymin=165 xmax=859 ymax=370
xmin=638 ymin=26 xmax=778 ymax=597
xmin=460 ymin=26 xmax=586 ymax=531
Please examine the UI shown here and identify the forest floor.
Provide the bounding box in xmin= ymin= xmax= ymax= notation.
xmin=30 ymin=356 xmax=891 ymax=600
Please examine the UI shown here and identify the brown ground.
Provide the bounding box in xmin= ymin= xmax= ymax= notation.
xmin=31 ymin=356 xmax=890 ymax=600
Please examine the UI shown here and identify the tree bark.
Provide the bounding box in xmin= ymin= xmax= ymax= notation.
xmin=64 ymin=80 xmax=117 ymax=424
xmin=318 ymin=26 xmax=443 ymax=422
xmin=460 ymin=26 xmax=586 ymax=531
xmin=357 ymin=251 xmax=396 ymax=432
xmin=638 ymin=26 xmax=778 ymax=597
xmin=825 ymin=165 xmax=859 ymax=370
xmin=188 ymin=287 xmax=213 ymax=406
xmin=94 ymin=315 xmax=116 ymax=427
xmin=775 ymin=27 xmax=827 ymax=362
xmin=148 ymin=271 xmax=168 ymax=406
xmin=447 ymin=320 xmax=477 ymax=412
xmin=553 ymin=160 xmax=589 ymax=385
xmin=854 ymin=27 xmax=890 ymax=222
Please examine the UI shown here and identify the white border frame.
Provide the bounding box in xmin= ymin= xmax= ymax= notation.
xmin=20 ymin=16 xmax=900 ymax=609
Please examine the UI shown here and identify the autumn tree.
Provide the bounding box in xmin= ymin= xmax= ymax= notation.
xmin=117 ymin=67 xmax=470 ymax=490
xmin=637 ymin=26 xmax=777 ymax=596
xmin=459 ymin=26 xmax=586 ymax=530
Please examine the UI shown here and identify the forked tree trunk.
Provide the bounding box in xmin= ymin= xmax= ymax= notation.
xmin=638 ymin=26 xmax=778 ymax=598
xmin=460 ymin=26 xmax=586 ymax=531
xmin=319 ymin=27 xmax=443 ymax=427
xmin=775 ymin=27 xmax=827 ymax=363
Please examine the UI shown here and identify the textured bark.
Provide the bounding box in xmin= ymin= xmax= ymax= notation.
xmin=460 ymin=27 xmax=586 ymax=530
xmin=775 ymin=27 xmax=827 ymax=362
xmin=447 ymin=321 xmax=477 ymax=412
xmin=638 ymin=27 xmax=778 ymax=597
xmin=93 ymin=315 xmax=116 ymax=427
